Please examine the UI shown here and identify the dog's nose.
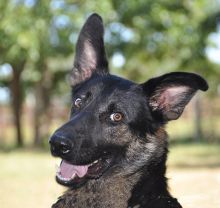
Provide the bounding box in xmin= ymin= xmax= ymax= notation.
xmin=49 ymin=134 xmax=73 ymax=156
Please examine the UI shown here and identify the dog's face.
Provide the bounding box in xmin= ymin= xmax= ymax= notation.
xmin=49 ymin=14 xmax=208 ymax=187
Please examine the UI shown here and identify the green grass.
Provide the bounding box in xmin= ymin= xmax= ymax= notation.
xmin=168 ymin=143 xmax=220 ymax=168
xmin=0 ymin=143 xmax=219 ymax=208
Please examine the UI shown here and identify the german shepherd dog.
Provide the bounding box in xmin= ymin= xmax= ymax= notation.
xmin=49 ymin=14 xmax=208 ymax=208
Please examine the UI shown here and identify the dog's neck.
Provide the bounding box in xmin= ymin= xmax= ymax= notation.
xmin=52 ymin=160 xmax=171 ymax=208
xmin=53 ymin=173 xmax=140 ymax=208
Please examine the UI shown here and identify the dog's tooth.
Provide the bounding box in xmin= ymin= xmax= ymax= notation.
xmin=71 ymin=173 xmax=76 ymax=179
xmin=93 ymin=160 xmax=99 ymax=164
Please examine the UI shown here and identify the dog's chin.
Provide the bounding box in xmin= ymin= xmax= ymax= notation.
xmin=55 ymin=156 xmax=114 ymax=188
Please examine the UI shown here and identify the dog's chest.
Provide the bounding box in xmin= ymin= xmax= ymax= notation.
xmin=52 ymin=177 xmax=135 ymax=208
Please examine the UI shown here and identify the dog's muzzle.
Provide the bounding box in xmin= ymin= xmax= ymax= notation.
xmin=49 ymin=133 xmax=73 ymax=157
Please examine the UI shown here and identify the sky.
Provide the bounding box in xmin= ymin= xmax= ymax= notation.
xmin=205 ymin=26 xmax=220 ymax=64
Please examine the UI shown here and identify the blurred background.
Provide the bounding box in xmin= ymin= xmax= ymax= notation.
xmin=0 ymin=0 xmax=220 ymax=208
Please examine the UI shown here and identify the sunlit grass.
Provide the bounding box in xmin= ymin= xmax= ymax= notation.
xmin=0 ymin=143 xmax=219 ymax=208
xmin=0 ymin=150 xmax=64 ymax=208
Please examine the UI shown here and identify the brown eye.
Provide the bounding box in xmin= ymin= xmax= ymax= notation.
xmin=74 ymin=98 xmax=82 ymax=108
xmin=110 ymin=113 xmax=123 ymax=122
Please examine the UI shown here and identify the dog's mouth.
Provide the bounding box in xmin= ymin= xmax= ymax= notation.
xmin=56 ymin=156 xmax=113 ymax=187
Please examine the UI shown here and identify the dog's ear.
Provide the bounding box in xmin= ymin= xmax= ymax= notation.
xmin=70 ymin=13 xmax=108 ymax=86
xmin=141 ymin=72 xmax=208 ymax=121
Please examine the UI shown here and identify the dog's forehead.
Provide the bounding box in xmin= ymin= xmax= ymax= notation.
xmin=73 ymin=74 xmax=137 ymax=96
xmin=72 ymin=74 xmax=150 ymax=116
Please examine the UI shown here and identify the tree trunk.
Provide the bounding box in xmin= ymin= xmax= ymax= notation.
xmin=33 ymin=83 xmax=43 ymax=146
xmin=33 ymin=68 xmax=51 ymax=147
xmin=33 ymin=75 xmax=44 ymax=147
xmin=193 ymin=94 xmax=203 ymax=142
xmin=10 ymin=68 xmax=23 ymax=147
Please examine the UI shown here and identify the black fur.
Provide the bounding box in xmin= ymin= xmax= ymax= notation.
xmin=49 ymin=13 xmax=208 ymax=208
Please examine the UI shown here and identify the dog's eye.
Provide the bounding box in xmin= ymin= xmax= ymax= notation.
xmin=110 ymin=113 xmax=123 ymax=122
xmin=74 ymin=98 xmax=82 ymax=108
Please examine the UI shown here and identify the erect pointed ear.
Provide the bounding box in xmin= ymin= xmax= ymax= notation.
xmin=141 ymin=72 xmax=208 ymax=121
xmin=70 ymin=13 xmax=108 ymax=86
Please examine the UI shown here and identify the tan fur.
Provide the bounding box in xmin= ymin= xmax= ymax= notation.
xmin=155 ymin=127 xmax=167 ymax=142
xmin=52 ymin=173 xmax=141 ymax=208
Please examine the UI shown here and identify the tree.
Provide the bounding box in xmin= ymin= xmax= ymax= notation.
xmin=0 ymin=1 xmax=73 ymax=146
xmin=1 ymin=0 xmax=219 ymax=147
xmin=0 ymin=2 xmax=31 ymax=146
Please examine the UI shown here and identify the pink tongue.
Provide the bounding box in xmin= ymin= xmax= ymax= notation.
xmin=60 ymin=160 xmax=88 ymax=179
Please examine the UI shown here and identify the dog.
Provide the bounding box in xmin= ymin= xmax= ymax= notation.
xmin=49 ymin=13 xmax=208 ymax=208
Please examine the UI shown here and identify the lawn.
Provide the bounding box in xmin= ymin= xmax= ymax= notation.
xmin=168 ymin=143 xmax=220 ymax=168
xmin=0 ymin=143 xmax=219 ymax=208
xmin=0 ymin=150 xmax=64 ymax=208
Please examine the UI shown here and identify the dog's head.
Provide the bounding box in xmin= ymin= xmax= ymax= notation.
xmin=49 ymin=14 xmax=208 ymax=187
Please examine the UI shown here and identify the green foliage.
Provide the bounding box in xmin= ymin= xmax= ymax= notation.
xmin=1 ymin=0 xmax=220 ymax=90
xmin=110 ymin=0 xmax=220 ymax=84
xmin=0 ymin=0 xmax=220 ymax=147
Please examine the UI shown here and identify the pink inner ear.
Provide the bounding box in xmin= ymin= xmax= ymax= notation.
xmin=157 ymin=86 xmax=190 ymax=109
xmin=70 ymin=41 xmax=97 ymax=86
xmin=82 ymin=40 xmax=97 ymax=71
